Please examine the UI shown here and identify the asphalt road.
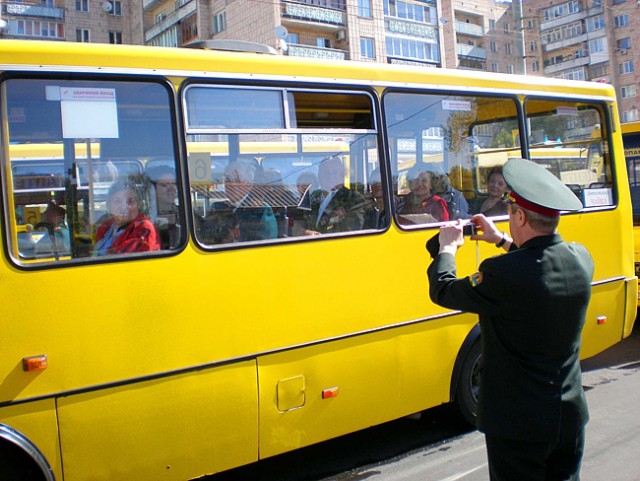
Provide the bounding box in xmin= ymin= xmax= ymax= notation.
xmin=207 ymin=322 xmax=640 ymax=481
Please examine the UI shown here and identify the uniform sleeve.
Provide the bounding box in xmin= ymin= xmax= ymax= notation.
xmin=427 ymin=252 xmax=503 ymax=317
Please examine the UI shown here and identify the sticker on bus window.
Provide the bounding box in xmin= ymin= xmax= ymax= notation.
xmin=47 ymin=86 xmax=119 ymax=139
xmin=188 ymin=152 xmax=212 ymax=185
xmin=583 ymin=188 xmax=613 ymax=207
xmin=442 ymin=100 xmax=472 ymax=111
xmin=556 ymin=106 xmax=579 ymax=116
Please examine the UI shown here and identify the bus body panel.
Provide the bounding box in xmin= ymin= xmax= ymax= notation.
xmin=0 ymin=400 xmax=61 ymax=480
xmin=56 ymin=361 xmax=258 ymax=481
xmin=0 ymin=40 xmax=635 ymax=479
xmin=257 ymin=314 xmax=477 ymax=459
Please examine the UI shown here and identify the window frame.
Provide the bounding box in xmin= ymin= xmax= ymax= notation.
xmin=1 ymin=73 xmax=184 ymax=270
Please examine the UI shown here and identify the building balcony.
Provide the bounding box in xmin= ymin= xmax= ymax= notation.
xmin=454 ymin=21 xmax=483 ymax=37
xmin=144 ymin=0 xmax=195 ymax=42
xmin=385 ymin=16 xmax=437 ymax=40
xmin=286 ymin=44 xmax=347 ymax=61
xmin=540 ymin=11 xmax=585 ymax=31
xmin=281 ymin=0 xmax=345 ymax=28
xmin=544 ymin=55 xmax=589 ymax=75
xmin=543 ymin=33 xmax=588 ymax=53
xmin=457 ymin=43 xmax=486 ymax=60
xmin=1 ymin=2 xmax=64 ymax=19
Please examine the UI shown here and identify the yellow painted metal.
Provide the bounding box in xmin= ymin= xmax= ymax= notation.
xmin=56 ymin=361 xmax=258 ymax=481
xmin=0 ymin=400 xmax=62 ymax=480
xmin=0 ymin=39 xmax=635 ymax=479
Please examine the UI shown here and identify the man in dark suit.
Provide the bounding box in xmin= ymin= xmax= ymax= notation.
xmin=427 ymin=158 xmax=593 ymax=481
xmin=306 ymin=156 xmax=364 ymax=234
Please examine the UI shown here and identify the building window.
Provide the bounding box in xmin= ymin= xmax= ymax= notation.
xmin=213 ymin=11 xmax=226 ymax=34
xmin=286 ymin=33 xmax=299 ymax=44
xmin=360 ymin=37 xmax=375 ymax=59
xmin=358 ymin=0 xmax=372 ymax=18
xmin=612 ymin=0 xmax=626 ymax=4
xmin=489 ymin=19 xmax=496 ymax=32
xmin=506 ymin=43 xmax=512 ymax=55
xmin=491 ymin=63 xmax=498 ymax=72
xmin=317 ymin=37 xmax=331 ymax=49
xmin=386 ymin=37 xmax=439 ymax=63
xmin=587 ymin=14 xmax=605 ymax=32
xmin=109 ymin=31 xmax=122 ymax=44
xmin=530 ymin=41 xmax=537 ymax=51
xmin=504 ymin=23 xmax=510 ymax=34
xmin=76 ymin=28 xmax=90 ymax=42
xmin=614 ymin=15 xmax=629 ymax=28
xmin=621 ymin=85 xmax=637 ymax=99
xmin=75 ymin=0 xmax=88 ymax=12
xmin=620 ymin=60 xmax=634 ymax=75
xmin=507 ymin=65 xmax=514 ymax=74
xmin=107 ymin=0 xmax=121 ymax=15
xmin=490 ymin=41 xmax=497 ymax=53
xmin=589 ymin=38 xmax=606 ymax=54
xmin=623 ymin=109 xmax=639 ymax=123
xmin=543 ymin=1 xmax=579 ymax=22
xmin=617 ymin=38 xmax=631 ymax=51
xmin=156 ymin=11 xmax=166 ymax=23
xmin=531 ymin=61 xmax=540 ymax=72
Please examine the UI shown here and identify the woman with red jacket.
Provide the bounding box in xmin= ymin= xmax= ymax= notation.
xmin=94 ymin=181 xmax=160 ymax=256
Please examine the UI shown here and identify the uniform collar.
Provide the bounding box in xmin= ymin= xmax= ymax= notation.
xmin=519 ymin=233 xmax=563 ymax=249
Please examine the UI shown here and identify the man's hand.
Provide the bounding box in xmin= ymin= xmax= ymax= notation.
xmin=469 ymin=214 xmax=503 ymax=244
xmin=439 ymin=221 xmax=465 ymax=255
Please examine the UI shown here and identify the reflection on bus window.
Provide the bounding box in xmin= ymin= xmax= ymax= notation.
xmin=4 ymin=78 xmax=182 ymax=265
xmin=185 ymin=86 xmax=386 ymax=247
xmin=524 ymin=100 xmax=611 ymax=208
xmin=384 ymin=93 xmax=611 ymax=229
xmin=384 ymin=92 xmax=519 ymax=226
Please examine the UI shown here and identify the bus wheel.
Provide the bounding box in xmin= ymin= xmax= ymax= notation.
xmin=455 ymin=339 xmax=481 ymax=426
xmin=0 ymin=440 xmax=47 ymax=481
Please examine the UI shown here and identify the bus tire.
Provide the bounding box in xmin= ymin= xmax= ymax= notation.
xmin=455 ymin=338 xmax=482 ymax=426
xmin=0 ymin=440 xmax=47 ymax=481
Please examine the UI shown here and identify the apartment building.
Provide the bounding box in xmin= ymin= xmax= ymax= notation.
xmin=525 ymin=0 xmax=639 ymax=124
xmin=0 ymin=0 xmax=636 ymax=122
xmin=0 ymin=0 xmax=131 ymax=43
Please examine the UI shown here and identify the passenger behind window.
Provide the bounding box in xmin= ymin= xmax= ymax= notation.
xmin=305 ymin=156 xmax=365 ymax=234
xmin=93 ymin=181 xmax=160 ymax=256
xmin=147 ymin=165 xmax=180 ymax=249
xmin=470 ymin=166 xmax=509 ymax=216
xmin=34 ymin=201 xmax=71 ymax=257
xmin=397 ymin=163 xmax=449 ymax=224
xmin=200 ymin=161 xmax=278 ymax=244
xmin=364 ymin=168 xmax=390 ymax=229
xmin=430 ymin=170 xmax=470 ymax=220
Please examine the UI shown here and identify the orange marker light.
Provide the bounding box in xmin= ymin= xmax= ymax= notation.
xmin=22 ymin=355 xmax=48 ymax=372
xmin=322 ymin=387 xmax=339 ymax=399
xmin=596 ymin=316 xmax=607 ymax=325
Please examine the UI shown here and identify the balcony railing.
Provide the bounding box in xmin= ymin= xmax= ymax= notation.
xmin=281 ymin=0 xmax=345 ymax=26
xmin=540 ymin=11 xmax=585 ymax=32
xmin=454 ymin=21 xmax=483 ymax=37
xmin=457 ymin=43 xmax=486 ymax=59
xmin=543 ymin=55 xmax=589 ymax=75
xmin=2 ymin=2 xmax=64 ymax=19
xmin=385 ymin=17 xmax=437 ymax=40
xmin=286 ymin=44 xmax=347 ymax=61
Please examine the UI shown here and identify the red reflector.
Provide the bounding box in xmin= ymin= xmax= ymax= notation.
xmin=597 ymin=316 xmax=607 ymax=325
xmin=322 ymin=387 xmax=339 ymax=399
xmin=23 ymin=355 xmax=48 ymax=372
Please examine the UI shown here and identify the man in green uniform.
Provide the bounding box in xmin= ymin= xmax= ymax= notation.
xmin=427 ymin=158 xmax=593 ymax=481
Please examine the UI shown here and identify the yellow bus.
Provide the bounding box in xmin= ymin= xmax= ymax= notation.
xmin=0 ymin=39 xmax=636 ymax=481
xmin=622 ymin=121 xmax=640 ymax=302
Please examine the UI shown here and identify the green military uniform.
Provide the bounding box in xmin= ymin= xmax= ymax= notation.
xmin=427 ymin=158 xmax=593 ymax=481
